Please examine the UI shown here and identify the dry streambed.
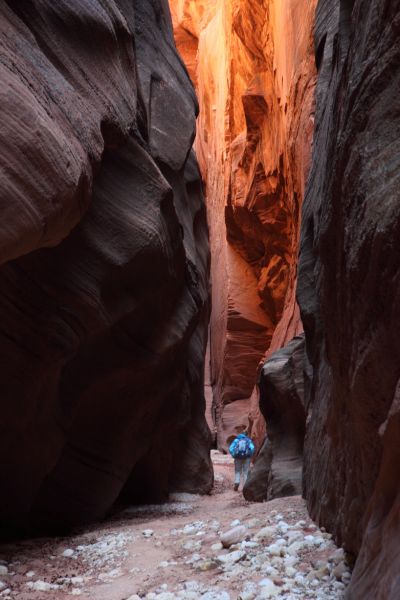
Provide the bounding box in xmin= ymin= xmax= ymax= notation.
xmin=0 ymin=454 xmax=351 ymax=599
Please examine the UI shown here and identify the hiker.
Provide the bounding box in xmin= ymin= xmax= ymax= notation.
xmin=229 ymin=431 xmax=255 ymax=491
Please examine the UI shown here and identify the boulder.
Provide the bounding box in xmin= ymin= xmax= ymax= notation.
xmin=244 ymin=335 xmax=306 ymax=501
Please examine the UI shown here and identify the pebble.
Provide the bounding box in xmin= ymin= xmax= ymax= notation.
xmin=216 ymin=550 xmax=246 ymax=565
xmin=196 ymin=559 xmax=218 ymax=572
xmin=211 ymin=542 xmax=223 ymax=552
xmin=258 ymin=578 xmax=280 ymax=598
xmin=0 ymin=568 xmax=7 ymax=577
xmin=201 ymin=591 xmax=230 ymax=600
xmin=246 ymin=518 xmax=261 ymax=529
xmin=142 ymin=530 xmax=154 ymax=538
xmin=26 ymin=580 xmax=60 ymax=591
xmin=220 ymin=526 xmax=248 ymax=548
xmin=62 ymin=549 xmax=74 ymax=558
xmin=254 ymin=526 xmax=275 ymax=540
xmin=333 ymin=561 xmax=348 ymax=581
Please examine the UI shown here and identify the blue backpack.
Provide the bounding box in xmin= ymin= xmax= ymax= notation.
xmin=230 ymin=435 xmax=254 ymax=458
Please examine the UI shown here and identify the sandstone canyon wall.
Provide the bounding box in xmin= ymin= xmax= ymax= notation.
xmin=0 ymin=0 xmax=212 ymax=535
xmin=297 ymin=0 xmax=400 ymax=597
xmin=171 ymin=0 xmax=317 ymax=449
xmin=243 ymin=334 xmax=307 ymax=502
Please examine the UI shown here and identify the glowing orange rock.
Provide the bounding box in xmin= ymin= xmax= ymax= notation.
xmin=170 ymin=0 xmax=317 ymax=449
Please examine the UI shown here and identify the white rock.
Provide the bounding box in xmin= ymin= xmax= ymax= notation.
xmin=220 ymin=526 xmax=248 ymax=548
xmin=184 ymin=581 xmax=201 ymax=592
xmin=201 ymin=591 xmax=230 ymax=600
xmin=246 ymin=518 xmax=261 ymax=529
xmin=211 ymin=543 xmax=223 ymax=552
xmin=62 ymin=549 xmax=74 ymax=557
xmin=287 ymin=530 xmax=304 ymax=543
xmin=257 ymin=578 xmax=280 ymax=598
xmin=270 ymin=556 xmax=283 ymax=568
xmin=277 ymin=521 xmax=289 ymax=533
xmin=330 ymin=548 xmax=345 ymax=563
xmin=263 ymin=566 xmax=279 ymax=577
xmin=294 ymin=574 xmax=305 ymax=586
xmin=239 ymin=581 xmax=257 ymax=600
xmin=0 ymin=568 xmax=7 ymax=577
xmin=142 ymin=529 xmax=154 ymax=537
xmin=255 ymin=526 xmax=276 ymax=541
xmin=183 ymin=521 xmax=205 ymax=535
xmin=216 ymin=550 xmax=246 ymax=565
xmin=159 ymin=561 xmax=169 ymax=568
xmin=241 ymin=540 xmax=259 ymax=549
xmin=25 ymin=571 xmax=35 ymax=578
xmin=183 ymin=540 xmax=202 ymax=551
xmin=26 ymin=580 xmax=60 ymax=591
xmin=155 ymin=593 xmax=175 ymax=600
xmin=230 ymin=519 xmax=241 ymax=527
xmin=238 ymin=593 xmax=255 ymax=600
xmin=178 ymin=593 xmax=200 ymax=600
xmin=284 ymin=556 xmax=298 ymax=567
xmin=71 ymin=590 xmax=82 ymax=596
xmin=266 ymin=543 xmax=282 ymax=557
xmin=0 ymin=583 xmax=5 ymax=591
xmin=127 ymin=595 xmax=142 ymax=600
xmin=275 ymin=537 xmax=287 ymax=547
xmin=287 ymin=541 xmax=304 ymax=555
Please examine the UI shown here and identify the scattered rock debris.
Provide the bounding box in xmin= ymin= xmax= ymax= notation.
xmin=0 ymin=452 xmax=351 ymax=599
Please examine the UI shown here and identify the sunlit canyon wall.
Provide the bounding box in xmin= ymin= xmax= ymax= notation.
xmin=170 ymin=0 xmax=317 ymax=448
xmin=0 ymin=0 xmax=212 ymax=535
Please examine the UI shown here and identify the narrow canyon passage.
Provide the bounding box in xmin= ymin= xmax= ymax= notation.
xmin=0 ymin=1 xmax=399 ymax=600
xmin=0 ymin=453 xmax=351 ymax=600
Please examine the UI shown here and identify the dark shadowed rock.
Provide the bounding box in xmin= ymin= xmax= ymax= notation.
xmin=244 ymin=335 xmax=306 ymax=502
xmin=297 ymin=0 xmax=400 ymax=597
xmin=0 ymin=0 xmax=212 ymax=535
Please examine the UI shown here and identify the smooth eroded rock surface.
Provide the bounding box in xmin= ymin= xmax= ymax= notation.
xmin=171 ymin=0 xmax=317 ymax=449
xmin=297 ymin=0 xmax=400 ymax=597
xmin=0 ymin=0 xmax=212 ymax=535
xmin=244 ymin=335 xmax=306 ymax=502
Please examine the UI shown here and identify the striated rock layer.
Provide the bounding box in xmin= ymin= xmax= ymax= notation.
xmin=171 ymin=0 xmax=317 ymax=450
xmin=297 ymin=0 xmax=400 ymax=597
xmin=0 ymin=0 xmax=212 ymax=535
xmin=244 ymin=335 xmax=306 ymax=502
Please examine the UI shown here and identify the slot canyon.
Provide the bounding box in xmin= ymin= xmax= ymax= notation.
xmin=0 ymin=0 xmax=399 ymax=599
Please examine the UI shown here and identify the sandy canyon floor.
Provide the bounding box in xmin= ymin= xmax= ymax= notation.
xmin=0 ymin=452 xmax=351 ymax=600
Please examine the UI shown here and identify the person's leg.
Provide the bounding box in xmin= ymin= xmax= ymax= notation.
xmin=243 ymin=457 xmax=251 ymax=483
xmin=234 ymin=458 xmax=241 ymax=490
